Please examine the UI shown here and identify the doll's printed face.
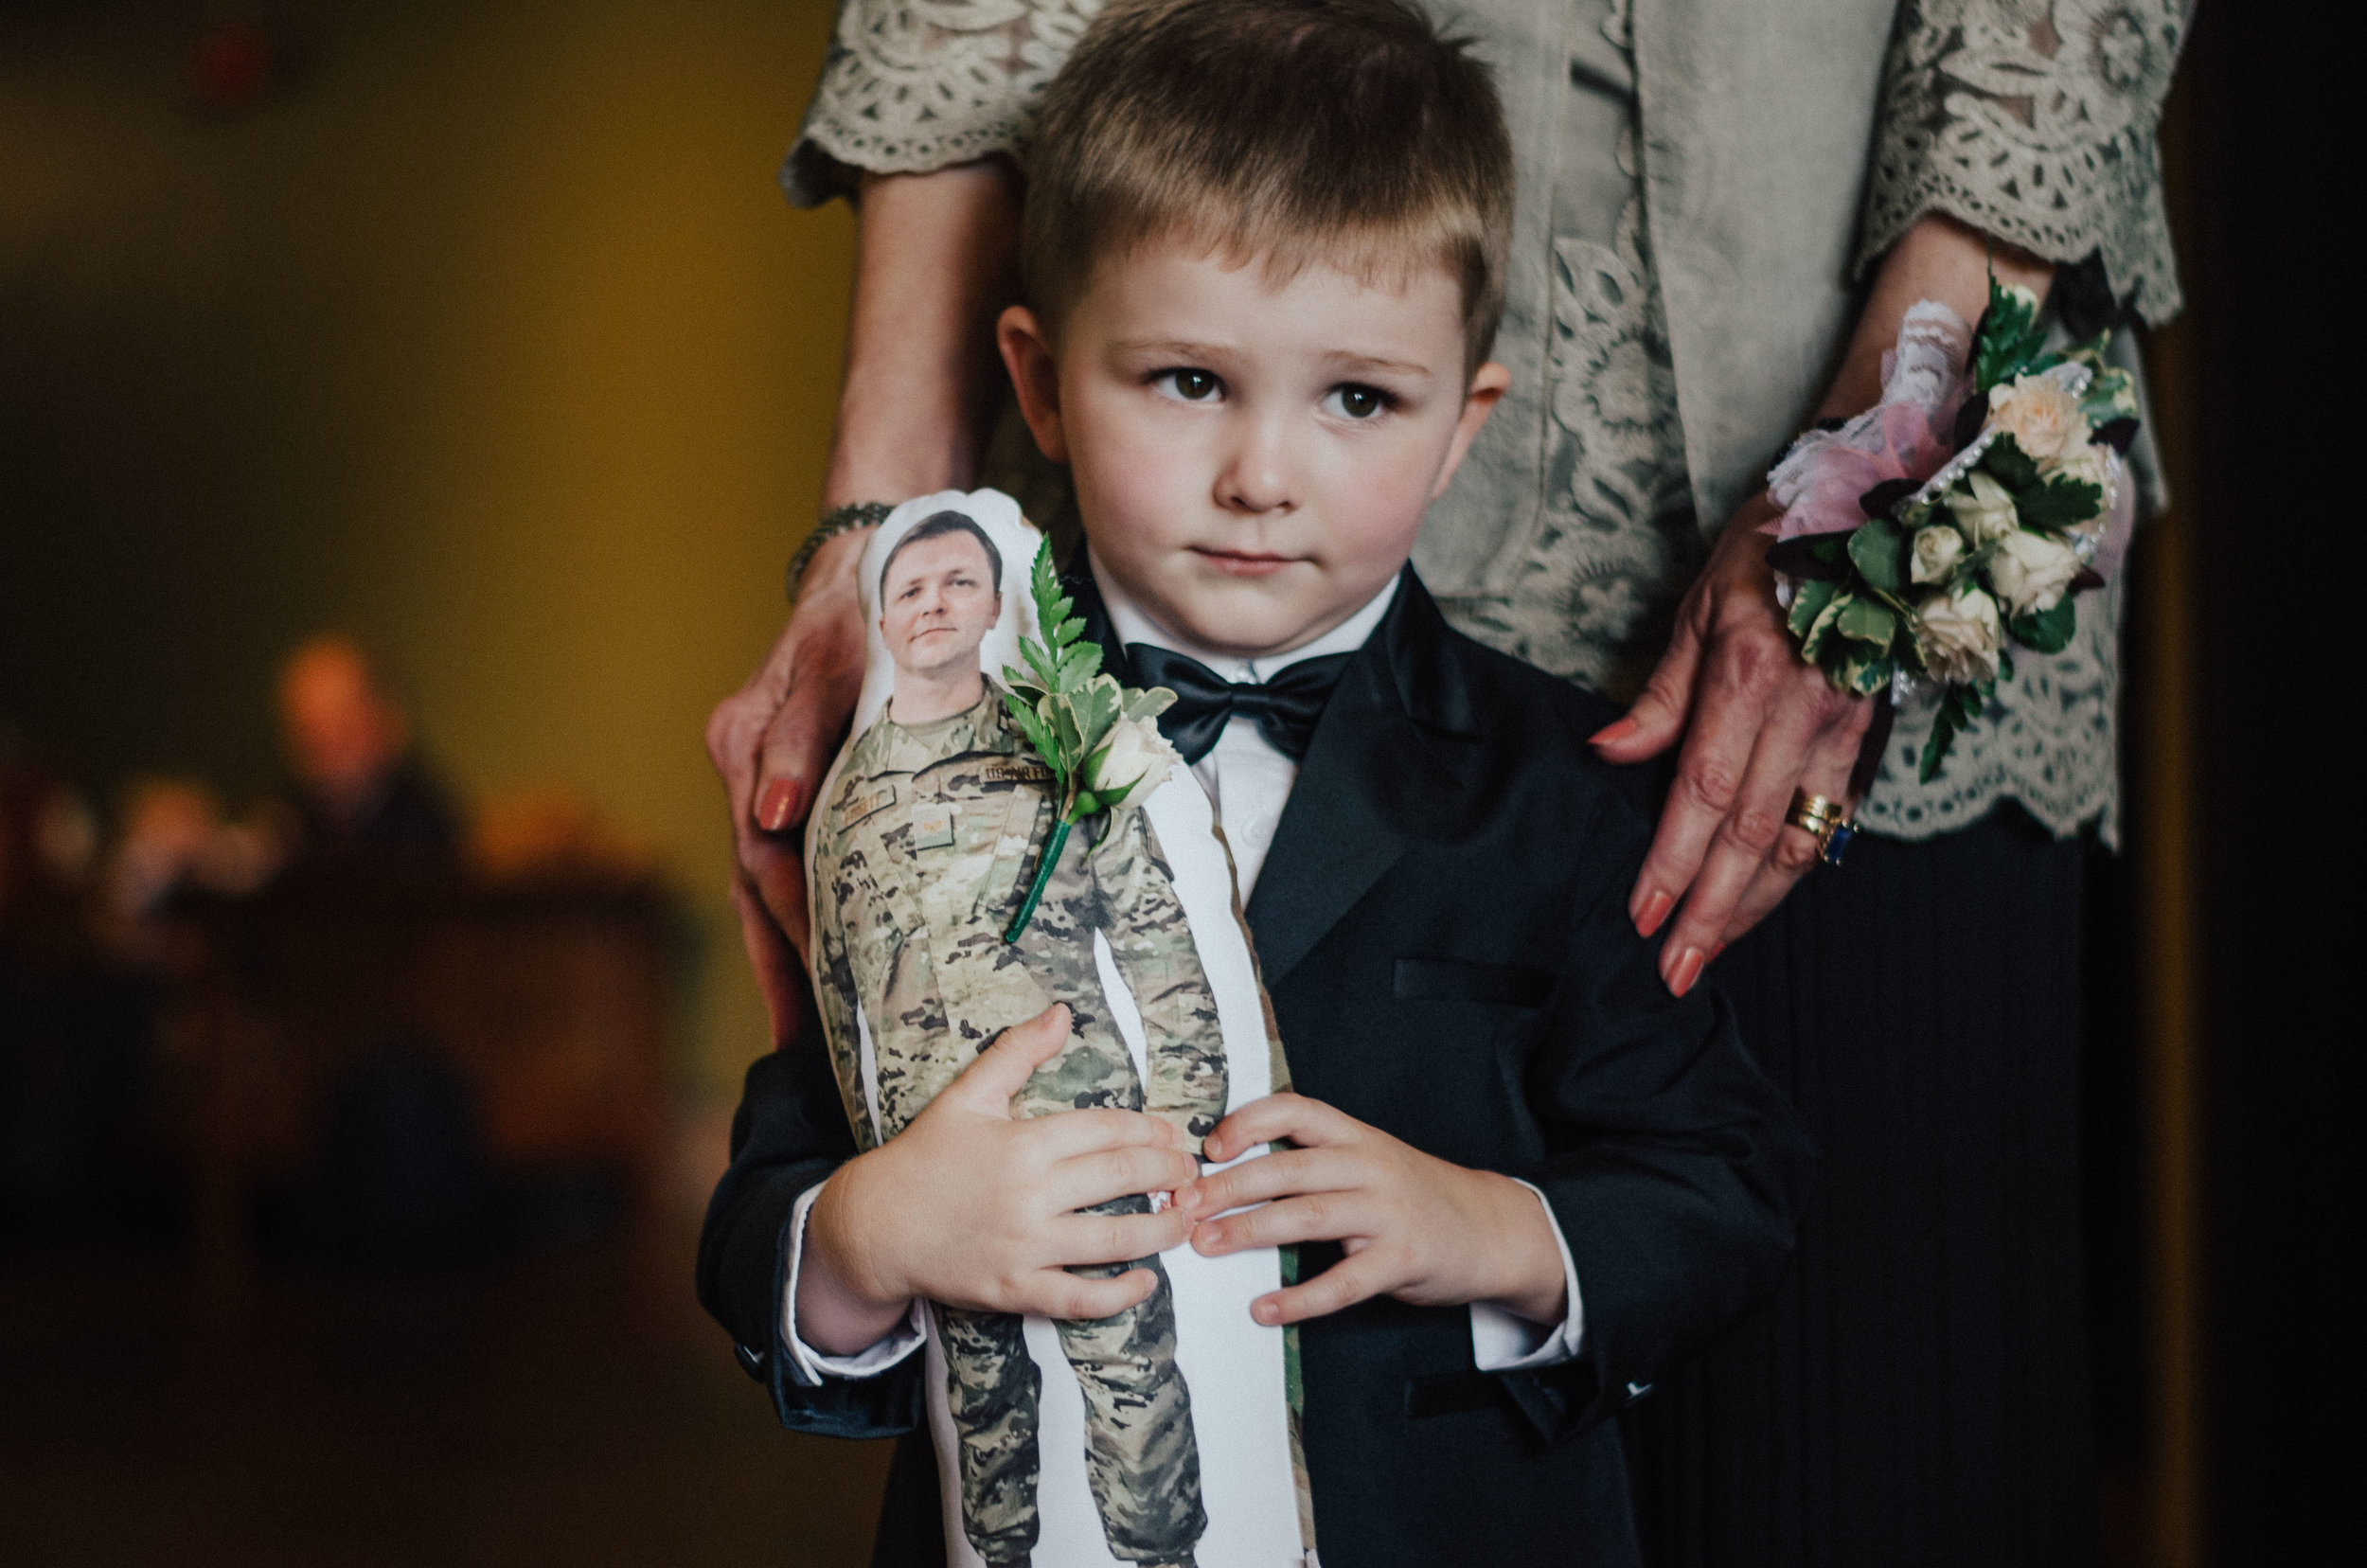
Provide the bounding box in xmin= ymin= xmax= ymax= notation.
xmin=999 ymin=237 xmax=1507 ymax=659
xmin=881 ymin=531 xmax=1002 ymax=690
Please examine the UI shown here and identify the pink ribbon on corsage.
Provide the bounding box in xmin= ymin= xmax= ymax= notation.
xmin=1766 ymin=301 xmax=1973 ymax=543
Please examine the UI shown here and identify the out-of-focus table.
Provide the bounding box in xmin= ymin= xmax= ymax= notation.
xmin=163 ymin=874 xmax=677 ymax=1278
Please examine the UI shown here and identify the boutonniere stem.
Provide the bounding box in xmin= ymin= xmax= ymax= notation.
xmin=999 ymin=543 xmax=1181 ymax=941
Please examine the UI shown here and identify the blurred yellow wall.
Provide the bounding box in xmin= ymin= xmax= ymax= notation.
xmin=1 ymin=0 xmax=853 ymax=1096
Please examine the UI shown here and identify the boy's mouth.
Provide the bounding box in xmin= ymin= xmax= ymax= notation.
xmin=1191 ymin=546 xmax=1298 ymax=579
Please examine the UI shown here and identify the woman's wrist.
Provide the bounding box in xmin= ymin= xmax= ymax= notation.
xmin=1816 ymin=213 xmax=2055 ymax=423
xmin=790 ymin=523 xmax=875 ymax=613
xmin=788 ymin=503 xmax=892 ymax=602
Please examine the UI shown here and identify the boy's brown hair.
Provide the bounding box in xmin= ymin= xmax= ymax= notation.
xmin=1023 ymin=0 xmax=1514 ymax=371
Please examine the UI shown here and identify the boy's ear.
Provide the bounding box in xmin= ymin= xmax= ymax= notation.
xmin=997 ymin=305 xmax=1068 ymax=465
xmin=1430 ymin=361 xmax=1512 ymax=502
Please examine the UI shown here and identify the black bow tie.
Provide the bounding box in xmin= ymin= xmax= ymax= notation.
xmin=1128 ymin=645 xmax=1354 ymax=764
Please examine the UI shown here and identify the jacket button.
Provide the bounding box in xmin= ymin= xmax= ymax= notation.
xmin=1624 ymin=1381 xmax=1653 ymax=1406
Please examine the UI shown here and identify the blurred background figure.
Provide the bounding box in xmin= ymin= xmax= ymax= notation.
xmin=2 ymin=745 xmax=158 ymax=1249
xmin=275 ymin=633 xmax=458 ymax=878
xmin=104 ymin=775 xmax=277 ymax=925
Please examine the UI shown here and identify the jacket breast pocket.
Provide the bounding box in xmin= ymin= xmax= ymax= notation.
xmin=1393 ymin=958 xmax=1556 ymax=1009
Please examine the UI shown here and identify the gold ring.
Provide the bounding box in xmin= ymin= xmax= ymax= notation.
xmin=1785 ymin=791 xmax=1841 ymax=834
xmin=1785 ymin=790 xmax=1856 ymax=867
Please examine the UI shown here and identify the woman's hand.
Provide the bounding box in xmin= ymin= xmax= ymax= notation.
xmin=1173 ymin=1094 xmax=1566 ymax=1328
xmin=706 ymin=162 xmax=1023 ymax=1035
xmin=796 ymin=1005 xmax=1202 ymax=1356
xmin=1591 ymin=214 xmax=2056 ymax=992
xmin=707 ymin=528 xmax=869 ymax=1029
xmin=1590 ymin=498 xmax=1872 ymax=996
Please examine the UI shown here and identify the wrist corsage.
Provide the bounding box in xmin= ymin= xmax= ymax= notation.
xmin=999 ymin=542 xmax=1181 ymax=941
xmin=1766 ymin=276 xmax=2142 ymax=780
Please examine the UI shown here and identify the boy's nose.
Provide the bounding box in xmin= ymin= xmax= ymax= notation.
xmin=1215 ymin=421 xmax=1295 ymax=515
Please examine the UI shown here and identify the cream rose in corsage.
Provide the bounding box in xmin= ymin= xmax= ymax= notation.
xmin=1987 ymin=528 xmax=2084 ymax=617
xmin=1912 ymin=581 xmax=2003 ymax=686
xmin=1909 ymin=524 xmax=1967 ymax=585
xmin=997 ymin=541 xmax=1178 ymax=940
xmin=1947 ymin=471 xmax=2022 ymax=546
xmin=1985 ymin=373 xmax=2084 ymax=463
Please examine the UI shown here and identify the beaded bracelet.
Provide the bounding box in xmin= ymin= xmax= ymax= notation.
xmin=786 ymin=501 xmax=895 ymax=603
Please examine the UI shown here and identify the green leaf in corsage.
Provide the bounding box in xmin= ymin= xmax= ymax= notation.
xmin=1799 ymin=587 xmax=1851 ymax=665
xmin=997 ymin=541 xmax=1181 ymax=942
xmin=1980 ymin=434 xmax=2040 ymax=493
xmin=1972 ymin=276 xmax=2051 ymax=394
xmin=2006 ymin=595 xmax=2077 ymax=655
xmin=1846 ymin=516 xmax=1910 ymax=596
xmin=1835 ymin=595 xmax=1897 ymax=649
xmin=2012 ymin=474 xmax=2105 ymax=532
xmin=1787 ymin=577 xmax=1839 ymax=642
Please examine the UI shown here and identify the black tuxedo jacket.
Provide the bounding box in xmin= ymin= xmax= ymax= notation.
xmin=698 ymin=570 xmax=1814 ymax=1567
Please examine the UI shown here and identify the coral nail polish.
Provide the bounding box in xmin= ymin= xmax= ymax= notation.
xmin=1591 ymin=717 xmax=1639 ymax=747
xmin=1636 ymin=889 xmax=1674 ymax=936
xmin=758 ymin=779 xmax=807 ymax=833
xmin=1667 ymin=947 xmax=1706 ymax=997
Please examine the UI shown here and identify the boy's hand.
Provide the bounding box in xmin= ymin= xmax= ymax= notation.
xmin=798 ymin=1004 xmax=1201 ymax=1353
xmin=1173 ymin=1093 xmax=1567 ymax=1328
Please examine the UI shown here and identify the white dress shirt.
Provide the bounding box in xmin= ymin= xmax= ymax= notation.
xmin=779 ymin=559 xmax=1582 ymax=1383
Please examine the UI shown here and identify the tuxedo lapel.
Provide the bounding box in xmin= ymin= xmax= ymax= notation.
xmin=1247 ymin=572 xmax=1479 ymax=987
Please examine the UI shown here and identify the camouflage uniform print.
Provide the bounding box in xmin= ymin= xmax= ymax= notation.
xmin=809 ymin=688 xmax=1224 ymax=1566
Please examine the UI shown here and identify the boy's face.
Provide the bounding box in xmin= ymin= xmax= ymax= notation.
xmin=880 ymin=532 xmax=1000 ymax=687
xmin=999 ymin=238 xmax=1507 ymax=658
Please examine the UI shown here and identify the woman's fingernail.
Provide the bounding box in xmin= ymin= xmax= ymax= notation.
xmin=1667 ymin=947 xmax=1706 ymax=997
xmin=1194 ymin=1223 xmax=1223 ymax=1255
xmin=1635 ymin=889 xmax=1674 ymax=936
xmin=1252 ymin=1298 xmax=1278 ymax=1325
xmin=1590 ymin=717 xmax=1639 ymax=747
xmin=758 ymin=779 xmax=807 ymax=833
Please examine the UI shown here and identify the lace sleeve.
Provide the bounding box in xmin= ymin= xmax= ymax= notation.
xmin=1856 ymin=0 xmax=2190 ymax=325
xmin=781 ymin=0 xmax=1105 ymax=206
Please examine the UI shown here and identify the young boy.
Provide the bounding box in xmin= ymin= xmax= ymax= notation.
xmin=700 ymin=2 xmax=1812 ymax=1563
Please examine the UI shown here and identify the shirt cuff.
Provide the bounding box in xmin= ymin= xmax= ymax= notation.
xmin=1468 ymin=1178 xmax=1586 ymax=1373
xmin=780 ymin=1180 xmax=929 ymax=1387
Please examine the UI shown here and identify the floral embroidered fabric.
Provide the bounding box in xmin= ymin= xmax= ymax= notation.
xmin=783 ymin=0 xmax=2180 ymax=846
xmin=1858 ymin=0 xmax=2187 ymax=326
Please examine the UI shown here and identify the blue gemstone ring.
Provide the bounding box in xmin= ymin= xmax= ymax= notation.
xmin=1786 ymin=791 xmax=1854 ymax=868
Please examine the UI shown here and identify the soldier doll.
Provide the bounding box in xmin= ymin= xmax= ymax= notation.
xmin=809 ymin=509 xmax=1225 ymax=1568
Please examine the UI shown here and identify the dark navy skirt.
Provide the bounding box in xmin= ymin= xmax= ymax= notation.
xmin=1625 ymin=804 xmax=2096 ymax=1568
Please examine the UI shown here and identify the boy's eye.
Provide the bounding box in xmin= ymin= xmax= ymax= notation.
xmin=1154 ymin=368 xmax=1222 ymax=402
xmin=1324 ymin=383 xmax=1393 ymax=420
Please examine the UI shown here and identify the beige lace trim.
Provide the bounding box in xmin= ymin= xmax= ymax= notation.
xmin=783 ymin=0 xmax=1100 ymax=204
xmin=1857 ymin=0 xmax=2188 ymax=326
